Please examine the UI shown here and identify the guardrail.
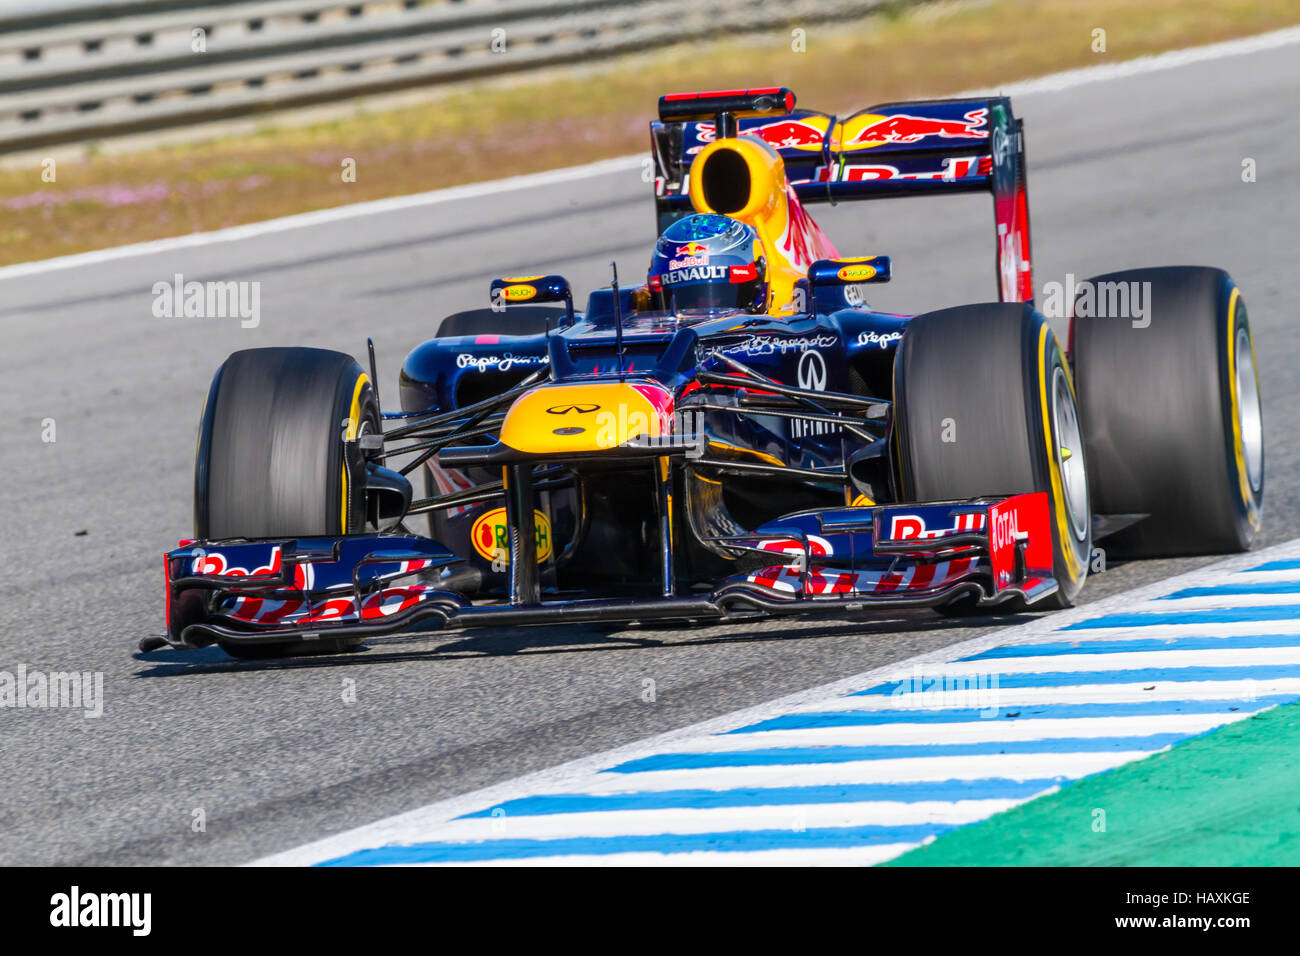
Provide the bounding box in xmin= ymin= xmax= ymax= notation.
xmin=0 ymin=0 xmax=902 ymax=154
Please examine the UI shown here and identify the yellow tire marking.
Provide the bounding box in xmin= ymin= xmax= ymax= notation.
xmin=340 ymin=372 xmax=369 ymax=533
xmin=1038 ymin=324 xmax=1083 ymax=581
xmin=1224 ymin=287 xmax=1261 ymax=528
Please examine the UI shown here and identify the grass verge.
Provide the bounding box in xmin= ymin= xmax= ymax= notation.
xmin=886 ymin=699 xmax=1300 ymax=866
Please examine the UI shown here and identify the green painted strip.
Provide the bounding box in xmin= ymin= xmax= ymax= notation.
xmin=883 ymin=701 xmax=1300 ymax=866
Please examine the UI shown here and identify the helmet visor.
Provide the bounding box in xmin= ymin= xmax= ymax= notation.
xmin=665 ymin=281 xmax=752 ymax=317
xmin=653 ymin=263 xmax=764 ymax=317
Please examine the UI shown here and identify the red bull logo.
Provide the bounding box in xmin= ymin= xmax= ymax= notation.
xmin=744 ymin=119 xmax=825 ymax=150
xmin=694 ymin=117 xmax=827 ymax=151
xmin=675 ymin=242 xmax=708 ymax=257
xmin=847 ymin=108 xmax=988 ymax=146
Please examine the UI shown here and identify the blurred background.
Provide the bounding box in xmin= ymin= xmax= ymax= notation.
xmin=3 ymin=0 xmax=1299 ymax=267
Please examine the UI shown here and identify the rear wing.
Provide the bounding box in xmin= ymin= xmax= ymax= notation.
xmin=650 ymin=89 xmax=1033 ymax=303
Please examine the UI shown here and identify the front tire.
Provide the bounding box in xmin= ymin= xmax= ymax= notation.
xmin=195 ymin=347 xmax=379 ymax=657
xmin=893 ymin=303 xmax=1091 ymax=610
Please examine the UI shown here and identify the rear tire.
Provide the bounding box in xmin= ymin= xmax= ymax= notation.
xmin=195 ymin=347 xmax=379 ymax=658
xmin=1070 ymin=267 xmax=1263 ymax=557
xmin=893 ymin=303 xmax=1091 ymax=610
xmin=435 ymin=307 xmax=565 ymax=338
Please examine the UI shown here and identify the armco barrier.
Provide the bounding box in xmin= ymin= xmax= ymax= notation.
xmin=0 ymin=0 xmax=902 ymax=152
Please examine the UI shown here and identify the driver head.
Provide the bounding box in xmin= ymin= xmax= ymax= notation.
xmin=647 ymin=214 xmax=768 ymax=317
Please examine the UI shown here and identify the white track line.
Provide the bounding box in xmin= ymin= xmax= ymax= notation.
xmin=429 ymin=845 xmax=920 ymax=867
xmin=435 ymin=753 xmax=1155 ymax=796
xmin=634 ymin=712 xmax=1252 ymax=752
xmin=6 ymin=24 xmax=1300 ymax=284
xmin=1147 ymin=592 xmax=1300 ymax=609
xmin=792 ymin=678 xmax=1300 ymax=712
xmin=254 ymin=536 xmax=1300 ymax=866
xmin=874 ymin=646 xmax=1300 ymax=677
xmin=421 ymin=799 xmax=1020 ymax=843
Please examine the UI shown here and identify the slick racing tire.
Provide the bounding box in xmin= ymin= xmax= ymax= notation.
xmin=1070 ymin=267 xmax=1263 ymax=557
xmin=893 ymin=303 xmax=1092 ymax=611
xmin=195 ymin=347 xmax=379 ymax=658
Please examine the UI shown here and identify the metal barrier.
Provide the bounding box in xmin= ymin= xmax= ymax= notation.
xmin=0 ymin=0 xmax=900 ymax=153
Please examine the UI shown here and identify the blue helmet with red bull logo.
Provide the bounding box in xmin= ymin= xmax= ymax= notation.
xmin=647 ymin=214 xmax=768 ymax=316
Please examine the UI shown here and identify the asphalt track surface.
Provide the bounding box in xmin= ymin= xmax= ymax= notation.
xmin=2 ymin=43 xmax=1299 ymax=865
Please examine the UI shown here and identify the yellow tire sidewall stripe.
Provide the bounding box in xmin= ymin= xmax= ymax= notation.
xmin=1038 ymin=323 xmax=1084 ymax=582
xmin=340 ymin=372 xmax=370 ymax=533
xmin=1224 ymin=287 xmax=1261 ymax=528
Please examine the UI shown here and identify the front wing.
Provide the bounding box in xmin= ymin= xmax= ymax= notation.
xmin=153 ymin=492 xmax=1055 ymax=650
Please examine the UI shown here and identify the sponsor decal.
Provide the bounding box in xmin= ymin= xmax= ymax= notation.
xmin=887 ymin=511 xmax=986 ymax=540
xmin=990 ymin=506 xmax=1022 ymax=554
xmin=746 ymin=118 xmax=826 ymax=149
xmin=806 ymin=155 xmax=987 ymax=184
xmin=456 ymin=352 xmax=545 ymax=373
xmin=987 ymin=494 xmax=1050 ymax=590
xmin=667 ymin=256 xmax=707 ymax=270
xmin=729 ymin=262 xmax=758 ymax=283
xmin=992 ymin=123 xmax=1010 ymax=165
xmin=191 ymin=546 xmax=314 ymax=590
xmin=662 ymin=264 xmax=728 ymax=285
xmin=791 ymin=349 xmax=835 ymax=438
xmin=844 ymin=108 xmax=987 ymax=147
xmin=470 ymin=507 xmax=553 ymax=563
xmin=675 ymin=242 xmax=709 ymax=257
xmin=691 ymin=117 xmax=830 ymax=151
xmin=225 ymin=585 xmax=429 ymax=626
xmin=745 ymin=556 xmax=978 ymax=598
xmin=502 ymin=284 xmax=537 ymax=301
xmin=546 ymin=403 xmax=600 ymax=415
xmin=756 ymin=534 xmax=834 ymax=558
xmin=857 ymin=330 xmax=903 ymax=349
xmin=211 ymin=553 xmax=432 ymax=626
xmin=836 ymin=263 xmax=877 ymax=282
xmin=722 ymin=332 xmax=839 ymax=356
xmin=797 ymin=349 xmax=827 ymax=391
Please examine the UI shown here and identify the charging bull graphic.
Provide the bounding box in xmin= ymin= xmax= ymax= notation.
xmin=848 ymin=108 xmax=988 ymax=146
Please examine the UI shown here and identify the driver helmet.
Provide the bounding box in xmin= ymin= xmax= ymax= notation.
xmin=647 ymin=214 xmax=768 ymax=316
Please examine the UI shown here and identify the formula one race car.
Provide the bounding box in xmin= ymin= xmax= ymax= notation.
xmin=148 ymin=87 xmax=1265 ymax=658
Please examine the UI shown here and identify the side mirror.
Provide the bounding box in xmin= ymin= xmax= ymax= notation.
xmin=490 ymin=274 xmax=574 ymax=326
xmin=807 ymin=256 xmax=892 ymax=288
